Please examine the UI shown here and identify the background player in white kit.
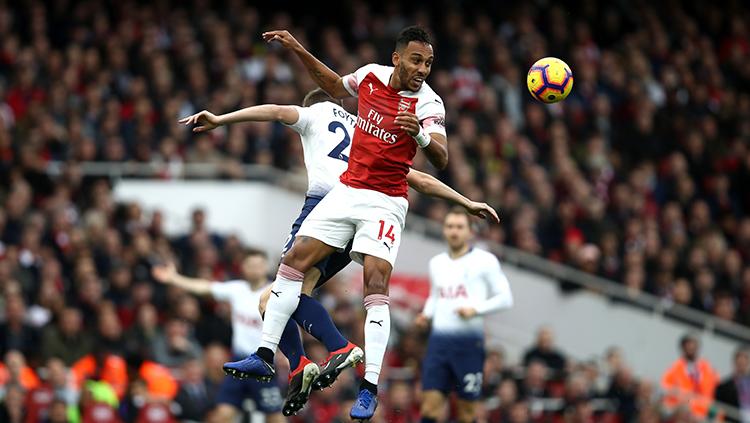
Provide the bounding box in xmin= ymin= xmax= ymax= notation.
xmin=416 ymin=207 xmax=514 ymax=423
xmin=179 ymin=88 xmax=498 ymax=416
xmin=151 ymin=250 xmax=284 ymax=423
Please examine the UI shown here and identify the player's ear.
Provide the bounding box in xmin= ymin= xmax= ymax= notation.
xmin=391 ymin=51 xmax=400 ymax=67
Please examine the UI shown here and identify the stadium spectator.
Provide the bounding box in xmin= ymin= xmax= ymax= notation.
xmin=523 ymin=327 xmax=567 ymax=374
xmin=517 ymin=360 xmax=550 ymax=401
xmin=40 ymin=307 xmax=94 ymax=366
xmin=151 ymin=318 xmax=203 ymax=369
xmin=715 ymin=346 xmax=750 ymax=421
xmin=173 ymin=359 xmax=214 ymax=422
xmin=0 ymin=294 xmax=39 ymax=362
xmin=661 ymin=334 xmax=720 ymax=419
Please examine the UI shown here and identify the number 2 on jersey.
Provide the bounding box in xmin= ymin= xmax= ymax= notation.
xmin=377 ymin=220 xmax=396 ymax=243
xmin=327 ymin=121 xmax=350 ymax=162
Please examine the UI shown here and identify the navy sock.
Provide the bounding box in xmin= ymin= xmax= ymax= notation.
xmin=292 ymin=294 xmax=348 ymax=352
xmin=277 ymin=319 xmax=304 ymax=370
xmin=360 ymin=379 xmax=377 ymax=395
xmin=420 ymin=419 xmax=437 ymax=423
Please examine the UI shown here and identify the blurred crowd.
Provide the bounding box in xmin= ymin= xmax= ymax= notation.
xmin=1 ymin=0 xmax=750 ymax=422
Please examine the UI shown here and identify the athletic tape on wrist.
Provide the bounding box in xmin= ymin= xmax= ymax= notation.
xmin=414 ymin=127 xmax=431 ymax=148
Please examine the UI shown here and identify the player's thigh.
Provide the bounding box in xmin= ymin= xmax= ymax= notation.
xmin=451 ymin=345 xmax=485 ymax=401
xmin=420 ymin=390 xmax=447 ymax=419
xmin=350 ymin=191 xmax=408 ymax=271
xmin=295 ymin=186 xmax=356 ymax=257
xmin=210 ymin=403 xmax=239 ymax=423
xmin=215 ymin=377 xmax=245 ymax=412
xmin=421 ymin=343 xmax=451 ymax=404
xmin=456 ymin=398 xmax=479 ymax=423
xmin=258 ymin=285 xmax=273 ymax=315
xmin=282 ymin=235 xmax=338 ymax=271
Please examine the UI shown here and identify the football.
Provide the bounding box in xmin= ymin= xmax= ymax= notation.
xmin=527 ymin=57 xmax=574 ymax=104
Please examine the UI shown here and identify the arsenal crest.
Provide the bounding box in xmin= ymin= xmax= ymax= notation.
xmin=398 ymin=98 xmax=411 ymax=112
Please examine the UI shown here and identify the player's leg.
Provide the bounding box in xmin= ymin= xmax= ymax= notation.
xmin=293 ymin=245 xmax=364 ymax=390
xmin=451 ymin=338 xmax=485 ymax=423
xmin=349 ymin=191 xmax=407 ymax=420
xmin=224 ymin=186 xmax=356 ymax=379
xmin=258 ymin=280 xmax=321 ymax=416
xmin=420 ymin=335 xmax=452 ymax=422
xmin=209 ymin=404 xmax=238 ymax=423
xmin=455 ymin=399 xmax=479 ymax=423
xmin=420 ymin=391 xmax=447 ymax=422
xmin=211 ymin=377 xmax=244 ymax=422
xmin=223 ymin=237 xmax=338 ymax=380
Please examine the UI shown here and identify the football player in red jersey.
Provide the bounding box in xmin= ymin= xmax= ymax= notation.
xmin=223 ymin=27 xmax=449 ymax=420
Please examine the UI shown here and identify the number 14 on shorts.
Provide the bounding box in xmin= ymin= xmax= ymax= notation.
xmin=377 ymin=220 xmax=396 ymax=244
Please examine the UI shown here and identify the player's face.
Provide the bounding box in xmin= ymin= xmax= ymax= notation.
xmin=443 ymin=213 xmax=472 ymax=250
xmin=393 ymin=41 xmax=434 ymax=91
xmin=242 ymin=255 xmax=269 ymax=283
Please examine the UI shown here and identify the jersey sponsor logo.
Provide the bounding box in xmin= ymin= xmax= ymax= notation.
xmin=439 ymin=284 xmax=468 ymax=299
xmin=424 ymin=115 xmax=446 ymax=128
xmin=356 ymin=109 xmax=398 ymax=144
xmin=235 ymin=313 xmax=263 ymax=328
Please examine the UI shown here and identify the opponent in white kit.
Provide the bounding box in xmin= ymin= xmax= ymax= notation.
xmin=416 ymin=207 xmax=514 ymax=423
xmin=180 ymin=87 xmax=497 ymax=416
xmin=224 ymin=26 xmax=452 ymax=419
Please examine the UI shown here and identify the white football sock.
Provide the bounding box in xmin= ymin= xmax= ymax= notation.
xmin=363 ymin=294 xmax=390 ymax=385
xmin=259 ymin=264 xmax=303 ymax=352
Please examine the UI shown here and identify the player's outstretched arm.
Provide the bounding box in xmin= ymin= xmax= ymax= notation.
xmin=406 ymin=169 xmax=500 ymax=223
xmin=179 ymin=105 xmax=300 ymax=132
xmin=151 ymin=262 xmax=213 ymax=296
xmin=262 ymin=30 xmax=350 ymax=99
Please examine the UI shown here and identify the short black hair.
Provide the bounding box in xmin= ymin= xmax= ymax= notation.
xmin=302 ymin=88 xmax=342 ymax=107
xmin=395 ymin=26 xmax=432 ymax=51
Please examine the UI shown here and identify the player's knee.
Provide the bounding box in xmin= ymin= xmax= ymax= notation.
xmin=281 ymin=237 xmax=324 ymax=272
xmin=420 ymin=391 xmax=444 ymax=419
xmin=265 ymin=413 xmax=285 ymax=423
xmin=420 ymin=399 xmax=442 ymax=418
xmin=210 ymin=404 xmax=237 ymax=423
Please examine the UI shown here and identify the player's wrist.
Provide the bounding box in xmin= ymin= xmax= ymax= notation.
xmin=413 ymin=127 xmax=431 ymax=148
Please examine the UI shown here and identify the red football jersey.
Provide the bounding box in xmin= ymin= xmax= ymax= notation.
xmin=341 ymin=64 xmax=446 ymax=197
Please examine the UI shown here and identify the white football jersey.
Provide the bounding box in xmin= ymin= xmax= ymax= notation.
xmin=210 ymin=280 xmax=268 ymax=356
xmin=284 ymin=102 xmax=356 ymax=197
xmin=423 ymin=248 xmax=513 ymax=336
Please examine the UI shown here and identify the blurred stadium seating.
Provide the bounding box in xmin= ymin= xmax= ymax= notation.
xmin=0 ymin=0 xmax=749 ymax=422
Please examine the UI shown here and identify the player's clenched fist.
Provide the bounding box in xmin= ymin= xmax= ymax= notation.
xmin=395 ymin=111 xmax=420 ymax=137
xmin=262 ymin=30 xmax=303 ymax=51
